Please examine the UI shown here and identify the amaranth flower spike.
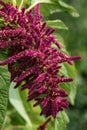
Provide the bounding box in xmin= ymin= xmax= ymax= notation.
xmin=0 ymin=1 xmax=81 ymax=118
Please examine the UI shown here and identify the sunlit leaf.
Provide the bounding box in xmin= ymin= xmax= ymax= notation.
xmin=9 ymin=82 xmax=32 ymax=127
xmin=31 ymin=0 xmax=53 ymax=4
xmin=46 ymin=20 xmax=68 ymax=30
xmin=27 ymin=0 xmax=53 ymax=10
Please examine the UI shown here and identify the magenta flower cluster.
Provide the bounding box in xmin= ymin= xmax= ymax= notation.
xmin=0 ymin=1 xmax=81 ymax=118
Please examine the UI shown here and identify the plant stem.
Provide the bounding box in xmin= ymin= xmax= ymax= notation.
xmin=12 ymin=0 xmax=16 ymax=6
xmin=19 ymin=0 xmax=24 ymax=11
xmin=25 ymin=3 xmax=35 ymax=13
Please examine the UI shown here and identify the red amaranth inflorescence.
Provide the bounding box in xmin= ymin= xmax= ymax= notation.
xmin=0 ymin=1 xmax=81 ymax=118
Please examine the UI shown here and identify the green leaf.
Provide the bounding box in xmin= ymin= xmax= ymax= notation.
xmin=18 ymin=86 xmax=45 ymax=129
xmin=3 ymin=124 xmax=30 ymax=130
xmin=55 ymin=111 xmax=69 ymax=130
xmin=58 ymin=0 xmax=80 ymax=17
xmin=31 ymin=0 xmax=53 ymax=4
xmin=59 ymin=63 xmax=71 ymax=94
xmin=9 ymin=82 xmax=32 ymax=127
xmin=52 ymin=34 xmax=77 ymax=104
xmin=59 ymin=54 xmax=77 ymax=105
xmin=27 ymin=0 xmax=53 ymax=10
xmin=0 ymin=66 xmax=10 ymax=89
xmin=47 ymin=111 xmax=69 ymax=130
xmin=0 ymin=52 xmax=10 ymax=129
xmin=46 ymin=20 xmax=68 ymax=30
xmin=64 ymin=62 xmax=77 ymax=105
xmin=0 ymin=88 xmax=9 ymax=129
xmin=40 ymin=0 xmax=79 ymax=17
xmin=9 ymin=82 xmax=46 ymax=130
xmin=40 ymin=3 xmax=62 ymax=16
xmin=0 ymin=51 xmax=10 ymax=88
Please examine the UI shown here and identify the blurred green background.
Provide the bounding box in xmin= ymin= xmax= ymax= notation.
xmin=57 ymin=0 xmax=87 ymax=130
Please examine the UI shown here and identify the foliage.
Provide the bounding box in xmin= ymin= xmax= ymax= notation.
xmin=0 ymin=52 xmax=10 ymax=129
xmin=0 ymin=0 xmax=81 ymax=130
